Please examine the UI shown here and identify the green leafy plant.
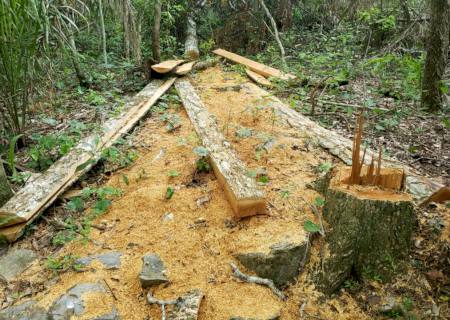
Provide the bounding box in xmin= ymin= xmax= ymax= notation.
xmin=304 ymin=220 xmax=321 ymax=233
xmin=166 ymin=186 xmax=175 ymax=200
xmin=46 ymin=254 xmax=81 ymax=272
xmin=193 ymin=146 xmax=211 ymax=173
xmin=168 ymin=170 xmax=179 ymax=177
xmin=315 ymin=162 xmax=333 ymax=173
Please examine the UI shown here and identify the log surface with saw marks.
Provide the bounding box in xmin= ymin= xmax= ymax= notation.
xmin=175 ymin=78 xmax=266 ymax=218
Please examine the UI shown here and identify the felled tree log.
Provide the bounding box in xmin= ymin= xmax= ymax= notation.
xmin=240 ymin=83 xmax=444 ymax=201
xmin=175 ymin=78 xmax=266 ymax=218
xmin=184 ymin=15 xmax=200 ymax=60
xmin=192 ymin=58 xmax=219 ymax=71
xmin=0 ymin=78 xmax=176 ymax=241
xmin=317 ymin=167 xmax=415 ymax=293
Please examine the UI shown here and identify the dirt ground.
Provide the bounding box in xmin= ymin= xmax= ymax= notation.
xmin=1 ymin=66 xmax=449 ymax=319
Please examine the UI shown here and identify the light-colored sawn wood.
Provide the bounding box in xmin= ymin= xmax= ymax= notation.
xmin=0 ymin=78 xmax=176 ymax=241
xmin=245 ymin=69 xmax=273 ymax=87
xmin=151 ymin=60 xmax=185 ymax=73
xmin=175 ymin=78 xmax=266 ymax=218
xmin=175 ymin=61 xmax=196 ymax=76
xmin=213 ymin=48 xmax=295 ymax=81
xmin=240 ymin=82 xmax=444 ymax=201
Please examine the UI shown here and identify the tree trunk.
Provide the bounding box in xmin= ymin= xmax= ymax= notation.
xmin=123 ymin=0 xmax=130 ymax=59
xmin=399 ymin=0 xmax=411 ymax=25
xmin=258 ymin=0 xmax=286 ymax=66
xmin=275 ymin=0 xmax=293 ymax=31
xmin=68 ymin=35 xmax=90 ymax=88
xmin=152 ymin=0 xmax=162 ymax=63
xmin=0 ymin=163 xmax=12 ymax=207
xmin=98 ymin=0 xmax=108 ymax=65
xmin=184 ymin=15 xmax=199 ymax=60
xmin=421 ymin=0 xmax=450 ymax=112
xmin=317 ymin=168 xmax=415 ymax=294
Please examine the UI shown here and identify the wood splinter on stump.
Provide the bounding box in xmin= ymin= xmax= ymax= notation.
xmin=317 ymin=114 xmax=415 ymax=293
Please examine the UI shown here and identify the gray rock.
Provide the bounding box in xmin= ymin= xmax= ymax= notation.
xmin=0 ymin=248 xmax=37 ymax=282
xmin=139 ymin=254 xmax=168 ymax=288
xmin=235 ymin=241 xmax=309 ymax=288
xmin=49 ymin=282 xmax=115 ymax=320
xmin=168 ymin=289 xmax=203 ymax=320
xmin=75 ymin=252 xmax=122 ymax=270
xmin=0 ymin=300 xmax=48 ymax=320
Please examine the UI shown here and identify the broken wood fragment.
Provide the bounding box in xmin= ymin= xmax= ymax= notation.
xmin=213 ymin=48 xmax=295 ymax=81
xmin=245 ymin=69 xmax=273 ymax=87
xmin=419 ymin=186 xmax=450 ymax=207
xmin=152 ymin=60 xmax=185 ymax=74
xmin=174 ymin=61 xmax=196 ymax=76
xmin=192 ymin=58 xmax=219 ymax=71
xmin=0 ymin=78 xmax=176 ymax=242
xmin=175 ymin=78 xmax=266 ymax=218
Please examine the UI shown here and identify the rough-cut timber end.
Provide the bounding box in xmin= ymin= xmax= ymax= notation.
xmin=0 ymin=223 xmax=24 ymax=243
xmin=317 ymin=166 xmax=414 ymax=294
xmin=175 ymin=61 xmax=196 ymax=76
xmin=213 ymin=48 xmax=296 ymax=81
xmin=175 ymin=78 xmax=266 ymax=219
xmin=151 ymin=59 xmax=185 ymax=74
xmin=245 ymin=69 xmax=273 ymax=88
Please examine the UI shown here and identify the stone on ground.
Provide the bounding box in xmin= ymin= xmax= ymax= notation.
xmin=0 ymin=248 xmax=37 ymax=282
xmin=75 ymin=251 xmax=122 ymax=270
xmin=139 ymin=254 xmax=168 ymax=288
xmin=49 ymin=282 xmax=118 ymax=320
xmin=0 ymin=300 xmax=48 ymax=320
xmin=168 ymin=289 xmax=203 ymax=320
xmin=234 ymin=224 xmax=309 ymax=288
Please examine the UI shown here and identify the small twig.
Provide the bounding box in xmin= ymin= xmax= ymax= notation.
xmin=103 ymin=278 xmax=117 ymax=301
xmin=230 ymin=263 xmax=286 ymax=300
xmin=147 ymin=291 xmax=178 ymax=320
xmin=298 ymin=196 xmax=325 ymax=237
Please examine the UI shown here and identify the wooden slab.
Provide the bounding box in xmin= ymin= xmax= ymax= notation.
xmin=175 ymin=78 xmax=266 ymax=218
xmin=151 ymin=60 xmax=185 ymax=74
xmin=213 ymin=48 xmax=295 ymax=81
xmin=245 ymin=69 xmax=273 ymax=87
xmin=239 ymin=82 xmax=444 ymax=202
xmin=0 ymin=78 xmax=176 ymax=236
xmin=175 ymin=61 xmax=196 ymax=76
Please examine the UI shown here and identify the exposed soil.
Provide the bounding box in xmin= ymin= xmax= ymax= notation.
xmin=1 ymin=66 xmax=449 ymax=319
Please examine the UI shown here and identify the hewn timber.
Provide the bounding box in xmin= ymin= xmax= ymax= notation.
xmin=0 ymin=79 xmax=176 ymax=241
xmin=174 ymin=61 xmax=196 ymax=76
xmin=175 ymin=78 xmax=266 ymax=218
xmin=151 ymin=60 xmax=185 ymax=74
xmin=213 ymin=48 xmax=295 ymax=81
xmin=240 ymin=83 xmax=444 ymax=201
xmin=245 ymin=69 xmax=273 ymax=87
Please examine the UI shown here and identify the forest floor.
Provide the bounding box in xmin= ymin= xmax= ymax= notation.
xmin=0 ymin=66 xmax=449 ymax=319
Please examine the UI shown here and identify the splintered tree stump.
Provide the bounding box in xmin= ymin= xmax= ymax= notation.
xmin=318 ymin=166 xmax=415 ymax=293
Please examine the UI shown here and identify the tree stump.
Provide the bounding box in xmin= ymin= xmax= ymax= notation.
xmin=317 ymin=166 xmax=415 ymax=293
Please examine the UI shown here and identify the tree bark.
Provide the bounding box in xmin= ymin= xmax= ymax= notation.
xmin=0 ymin=163 xmax=13 ymax=207
xmin=152 ymin=0 xmax=162 ymax=63
xmin=399 ymin=0 xmax=411 ymax=25
xmin=317 ymin=168 xmax=415 ymax=294
xmin=421 ymin=0 xmax=450 ymax=112
xmin=276 ymin=0 xmax=293 ymax=31
xmin=184 ymin=15 xmax=200 ymax=60
xmin=98 ymin=0 xmax=108 ymax=65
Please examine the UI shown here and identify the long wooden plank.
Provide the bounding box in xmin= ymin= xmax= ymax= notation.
xmin=174 ymin=61 xmax=196 ymax=76
xmin=240 ymin=82 xmax=444 ymax=201
xmin=151 ymin=60 xmax=185 ymax=74
xmin=175 ymin=78 xmax=266 ymax=218
xmin=213 ymin=48 xmax=295 ymax=81
xmin=0 ymin=78 xmax=176 ymax=233
xmin=245 ymin=69 xmax=273 ymax=87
